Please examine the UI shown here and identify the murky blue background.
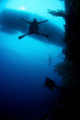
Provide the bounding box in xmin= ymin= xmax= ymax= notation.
xmin=0 ymin=0 xmax=65 ymax=119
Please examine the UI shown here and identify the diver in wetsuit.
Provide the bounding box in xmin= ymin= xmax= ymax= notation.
xmin=18 ymin=18 xmax=49 ymax=40
xmin=43 ymin=77 xmax=62 ymax=91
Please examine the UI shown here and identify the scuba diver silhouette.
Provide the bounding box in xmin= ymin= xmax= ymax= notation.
xmin=48 ymin=54 xmax=52 ymax=66
xmin=43 ymin=77 xmax=62 ymax=91
xmin=18 ymin=18 xmax=49 ymax=40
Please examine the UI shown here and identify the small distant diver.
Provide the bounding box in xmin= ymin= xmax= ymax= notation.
xmin=18 ymin=18 xmax=49 ymax=40
xmin=48 ymin=54 xmax=52 ymax=66
xmin=43 ymin=77 xmax=62 ymax=91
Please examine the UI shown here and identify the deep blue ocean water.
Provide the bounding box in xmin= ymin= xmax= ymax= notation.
xmin=0 ymin=0 xmax=65 ymax=120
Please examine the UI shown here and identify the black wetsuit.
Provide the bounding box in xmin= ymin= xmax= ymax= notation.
xmin=18 ymin=18 xmax=49 ymax=40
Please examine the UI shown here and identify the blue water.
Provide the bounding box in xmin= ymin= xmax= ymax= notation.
xmin=0 ymin=0 xmax=65 ymax=120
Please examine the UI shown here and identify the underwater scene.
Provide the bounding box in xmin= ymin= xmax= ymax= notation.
xmin=0 ymin=0 xmax=74 ymax=120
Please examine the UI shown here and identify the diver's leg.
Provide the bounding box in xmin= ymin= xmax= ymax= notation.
xmin=35 ymin=32 xmax=49 ymax=38
xmin=18 ymin=34 xmax=27 ymax=40
xmin=18 ymin=32 xmax=32 ymax=40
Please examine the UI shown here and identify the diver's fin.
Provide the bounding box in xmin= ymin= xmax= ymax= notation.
xmin=18 ymin=34 xmax=27 ymax=40
xmin=54 ymin=85 xmax=62 ymax=90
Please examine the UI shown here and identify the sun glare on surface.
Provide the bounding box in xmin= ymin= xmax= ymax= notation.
xmin=18 ymin=6 xmax=27 ymax=10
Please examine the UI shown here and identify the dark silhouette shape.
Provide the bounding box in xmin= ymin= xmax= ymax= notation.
xmin=48 ymin=54 xmax=52 ymax=66
xmin=58 ymin=47 xmax=68 ymax=59
xmin=43 ymin=77 xmax=62 ymax=91
xmin=18 ymin=18 xmax=49 ymax=40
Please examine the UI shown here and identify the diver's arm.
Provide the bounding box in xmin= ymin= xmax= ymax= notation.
xmin=21 ymin=18 xmax=31 ymax=24
xmin=38 ymin=20 xmax=48 ymax=24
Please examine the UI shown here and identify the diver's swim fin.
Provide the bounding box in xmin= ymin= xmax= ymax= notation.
xmin=18 ymin=34 xmax=27 ymax=40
